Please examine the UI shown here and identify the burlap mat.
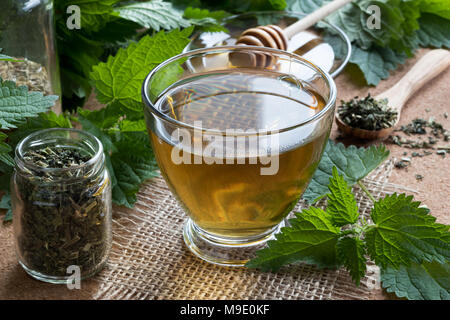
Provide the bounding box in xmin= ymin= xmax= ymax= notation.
xmin=92 ymin=159 xmax=415 ymax=300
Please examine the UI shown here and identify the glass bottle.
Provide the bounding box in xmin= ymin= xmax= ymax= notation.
xmin=0 ymin=0 xmax=61 ymax=113
xmin=11 ymin=128 xmax=112 ymax=283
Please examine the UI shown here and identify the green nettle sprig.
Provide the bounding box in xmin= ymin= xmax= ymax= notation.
xmin=285 ymin=0 xmax=450 ymax=85
xmin=54 ymin=0 xmax=229 ymax=108
xmin=246 ymin=167 xmax=450 ymax=300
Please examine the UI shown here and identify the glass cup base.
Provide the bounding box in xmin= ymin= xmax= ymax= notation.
xmin=183 ymin=218 xmax=284 ymax=267
xmin=19 ymin=260 xmax=106 ymax=284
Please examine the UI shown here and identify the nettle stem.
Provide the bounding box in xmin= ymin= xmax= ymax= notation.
xmin=357 ymin=180 xmax=376 ymax=203
xmin=353 ymin=221 xmax=371 ymax=238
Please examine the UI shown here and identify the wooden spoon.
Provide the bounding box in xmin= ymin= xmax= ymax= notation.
xmin=336 ymin=49 xmax=450 ymax=140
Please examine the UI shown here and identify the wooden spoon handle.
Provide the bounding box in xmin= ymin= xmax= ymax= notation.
xmin=283 ymin=0 xmax=354 ymax=39
xmin=376 ymin=49 xmax=450 ymax=112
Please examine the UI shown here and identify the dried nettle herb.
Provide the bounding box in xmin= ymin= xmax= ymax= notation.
xmin=15 ymin=145 xmax=111 ymax=278
xmin=338 ymin=94 xmax=398 ymax=130
xmin=0 ymin=59 xmax=52 ymax=95
xmin=389 ymin=117 xmax=449 ymax=170
xmin=390 ymin=117 xmax=449 ymax=150
xmin=395 ymin=117 xmax=447 ymax=139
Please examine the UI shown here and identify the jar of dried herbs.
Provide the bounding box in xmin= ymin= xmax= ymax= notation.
xmin=11 ymin=128 xmax=112 ymax=283
xmin=0 ymin=0 xmax=61 ymax=113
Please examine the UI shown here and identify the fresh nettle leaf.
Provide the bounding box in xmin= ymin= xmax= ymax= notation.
xmin=0 ymin=162 xmax=12 ymax=192
xmin=0 ymin=78 xmax=59 ymax=129
xmin=183 ymin=7 xmax=229 ymax=32
xmin=322 ymin=33 xmax=407 ymax=85
xmin=286 ymin=0 xmax=450 ymax=85
xmin=381 ymin=261 xmax=450 ymax=300
xmin=289 ymin=0 xmax=418 ymax=53
xmin=325 ymin=1 xmax=381 ymax=50
xmin=76 ymin=104 xmax=158 ymax=207
xmin=302 ymin=140 xmax=389 ymax=203
xmin=90 ymin=27 xmax=193 ymax=112
xmin=325 ymin=169 xmax=363 ymax=228
xmin=170 ymin=0 xmax=203 ymax=10
xmin=0 ymin=192 xmax=12 ymax=222
xmin=183 ymin=7 xmax=229 ymax=22
xmin=364 ymin=0 xmax=420 ymax=55
xmin=119 ymin=119 xmax=147 ymax=132
xmin=246 ymin=207 xmax=341 ymax=271
xmin=285 ymin=0 xmax=324 ymax=13
xmin=416 ymin=13 xmax=450 ymax=49
xmin=365 ymin=193 xmax=450 ymax=269
xmin=75 ymin=107 xmax=122 ymax=195
xmin=77 ymin=110 xmax=117 ymax=154
xmin=77 ymin=105 xmax=122 ymax=130
xmin=336 ymin=236 xmax=367 ymax=285
xmin=109 ymin=131 xmax=159 ymax=207
xmin=203 ymin=0 xmax=287 ymax=12
xmin=248 ymin=165 xmax=450 ymax=300
xmin=249 ymin=0 xmax=287 ymax=11
xmin=0 ymin=132 xmax=14 ymax=168
xmin=35 ymin=110 xmax=73 ymax=129
xmin=420 ymin=0 xmax=450 ymax=20
xmin=147 ymin=61 xmax=186 ymax=102
xmin=61 ymin=0 xmax=122 ymax=32
xmin=55 ymin=1 xmax=141 ymax=105
xmin=347 ymin=44 xmax=407 ymax=86
xmin=327 ymin=167 xmax=359 ymax=227
xmin=113 ymin=0 xmax=190 ymax=31
xmin=56 ymin=0 xmax=192 ymax=107
xmin=8 ymin=112 xmax=72 ymax=147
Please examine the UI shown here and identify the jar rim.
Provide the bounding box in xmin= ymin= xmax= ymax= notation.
xmin=15 ymin=128 xmax=104 ymax=174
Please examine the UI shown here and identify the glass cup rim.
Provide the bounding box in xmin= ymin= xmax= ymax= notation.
xmin=15 ymin=127 xmax=104 ymax=173
xmin=142 ymin=45 xmax=337 ymax=136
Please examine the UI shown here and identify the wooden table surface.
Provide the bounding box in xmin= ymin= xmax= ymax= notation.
xmin=0 ymin=48 xmax=448 ymax=300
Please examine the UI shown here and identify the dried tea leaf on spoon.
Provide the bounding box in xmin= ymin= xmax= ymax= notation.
xmin=338 ymin=94 xmax=398 ymax=131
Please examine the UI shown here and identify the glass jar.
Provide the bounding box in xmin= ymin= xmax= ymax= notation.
xmin=0 ymin=0 xmax=61 ymax=113
xmin=11 ymin=128 xmax=112 ymax=283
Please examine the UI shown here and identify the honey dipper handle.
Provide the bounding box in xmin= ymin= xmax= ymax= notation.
xmin=283 ymin=0 xmax=354 ymax=39
xmin=375 ymin=49 xmax=450 ymax=112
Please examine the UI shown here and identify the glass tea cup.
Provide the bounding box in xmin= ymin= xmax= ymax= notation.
xmin=142 ymin=46 xmax=336 ymax=266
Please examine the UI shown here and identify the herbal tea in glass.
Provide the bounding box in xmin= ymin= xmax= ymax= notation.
xmin=143 ymin=47 xmax=336 ymax=266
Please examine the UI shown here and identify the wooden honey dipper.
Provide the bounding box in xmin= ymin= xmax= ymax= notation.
xmin=230 ymin=0 xmax=354 ymax=67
